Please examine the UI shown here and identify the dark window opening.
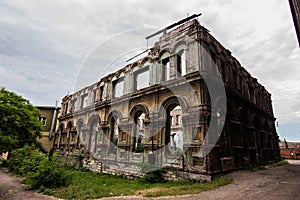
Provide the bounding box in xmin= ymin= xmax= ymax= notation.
xmin=162 ymin=58 xmax=170 ymax=81
xmin=210 ymin=51 xmax=217 ymax=75
xmin=39 ymin=117 xmax=47 ymax=126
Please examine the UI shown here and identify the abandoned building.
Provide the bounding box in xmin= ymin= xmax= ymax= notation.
xmin=36 ymin=105 xmax=60 ymax=152
xmin=279 ymin=140 xmax=300 ymax=160
xmin=289 ymin=0 xmax=300 ymax=46
xmin=53 ymin=15 xmax=280 ymax=178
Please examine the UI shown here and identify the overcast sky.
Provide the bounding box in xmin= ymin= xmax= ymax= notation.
xmin=0 ymin=0 xmax=299 ymax=141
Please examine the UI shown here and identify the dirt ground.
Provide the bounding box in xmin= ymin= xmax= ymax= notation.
xmin=0 ymin=168 xmax=59 ymax=200
xmin=1 ymin=160 xmax=300 ymax=200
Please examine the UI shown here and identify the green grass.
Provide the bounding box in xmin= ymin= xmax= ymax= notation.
xmin=45 ymin=171 xmax=231 ymax=199
xmin=275 ymin=160 xmax=289 ymax=167
xmin=144 ymin=176 xmax=231 ymax=198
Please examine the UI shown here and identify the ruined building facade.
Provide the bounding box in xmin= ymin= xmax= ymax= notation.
xmin=53 ymin=18 xmax=280 ymax=176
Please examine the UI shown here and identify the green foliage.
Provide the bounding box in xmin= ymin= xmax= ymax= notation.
xmin=23 ymin=159 xmax=72 ymax=189
xmin=48 ymin=170 xmax=231 ymax=199
xmin=7 ymin=144 xmax=39 ymax=176
xmin=170 ymin=148 xmax=184 ymax=157
xmin=136 ymin=162 xmax=165 ymax=183
xmin=144 ymin=176 xmax=232 ymax=197
xmin=7 ymin=145 xmax=71 ymax=189
xmin=275 ymin=160 xmax=289 ymax=166
xmin=0 ymin=157 xmax=6 ymax=168
xmin=135 ymin=143 xmax=144 ymax=153
xmin=0 ymin=88 xmax=43 ymax=153
xmin=140 ymin=169 xmax=165 ymax=183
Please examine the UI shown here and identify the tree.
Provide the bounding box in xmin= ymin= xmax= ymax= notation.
xmin=0 ymin=88 xmax=43 ymax=154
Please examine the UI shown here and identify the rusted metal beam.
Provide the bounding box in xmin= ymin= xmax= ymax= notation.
xmin=145 ymin=13 xmax=202 ymax=40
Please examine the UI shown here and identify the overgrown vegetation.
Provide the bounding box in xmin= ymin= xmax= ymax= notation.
xmin=0 ymin=88 xmax=43 ymax=154
xmin=140 ymin=169 xmax=165 ymax=183
xmin=136 ymin=162 xmax=166 ymax=183
xmin=7 ymin=145 xmax=71 ymax=189
xmin=5 ymin=145 xmax=231 ymax=199
xmin=47 ymin=171 xmax=231 ymax=199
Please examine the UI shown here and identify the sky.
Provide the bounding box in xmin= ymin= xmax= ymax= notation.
xmin=0 ymin=0 xmax=299 ymax=141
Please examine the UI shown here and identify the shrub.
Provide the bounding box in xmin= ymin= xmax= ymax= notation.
xmin=7 ymin=145 xmax=71 ymax=189
xmin=7 ymin=144 xmax=40 ymax=176
xmin=23 ymin=158 xmax=72 ymax=189
xmin=141 ymin=169 xmax=165 ymax=183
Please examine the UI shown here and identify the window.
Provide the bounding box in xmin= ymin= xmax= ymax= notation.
xmin=248 ymin=85 xmax=254 ymax=100
xmin=65 ymin=102 xmax=68 ymax=114
xmin=162 ymin=58 xmax=170 ymax=81
xmin=39 ymin=117 xmax=47 ymax=126
xmin=90 ymin=121 xmax=98 ymax=153
xmin=95 ymin=85 xmax=104 ymax=102
xmin=171 ymin=116 xmax=175 ymax=125
xmin=210 ymin=51 xmax=217 ymax=75
xmin=176 ymin=115 xmax=181 ymax=125
xmin=220 ymin=61 xmax=226 ymax=80
xmin=110 ymin=116 xmax=119 ymax=153
xmin=99 ymin=86 xmax=104 ymax=101
xmin=93 ymin=89 xmax=97 ymax=102
xmin=134 ymin=66 xmax=149 ymax=91
xmin=134 ymin=112 xmax=145 ymax=152
xmin=81 ymin=94 xmax=88 ymax=108
xmin=232 ymin=70 xmax=237 ymax=86
xmin=177 ymin=50 xmax=187 ymax=76
xmin=72 ymin=98 xmax=77 ymax=112
xmin=113 ymin=77 xmax=124 ymax=98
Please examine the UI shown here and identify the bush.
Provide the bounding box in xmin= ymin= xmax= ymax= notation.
xmin=7 ymin=144 xmax=40 ymax=176
xmin=7 ymin=145 xmax=71 ymax=189
xmin=141 ymin=169 xmax=165 ymax=183
xmin=23 ymin=159 xmax=72 ymax=189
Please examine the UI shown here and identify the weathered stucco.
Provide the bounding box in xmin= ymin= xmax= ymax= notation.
xmin=53 ymin=18 xmax=280 ymax=178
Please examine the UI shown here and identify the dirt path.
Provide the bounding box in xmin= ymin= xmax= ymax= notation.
xmin=103 ymin=160 xmax=300 ymax=200
xmin=0 ymin=168 xmax=59 ymax=200
xmin=1 ymin=160 xmax=300 ymax=200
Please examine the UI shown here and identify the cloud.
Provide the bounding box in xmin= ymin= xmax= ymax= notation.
xmin=0 ymin=0 xmax=299 ymax=141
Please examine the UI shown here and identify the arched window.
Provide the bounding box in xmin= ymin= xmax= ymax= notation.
xmin=169 ymin=106 xmax=183 ymax=152
xmin=176 ymin=50 xmax=187 ymax=76
xmin=160 ymin=51 xmax=171 ymax=81
xmin=77 ymin=120 xmax=83 ymax=147
xmin=162 ymin=58 xmax=170 ymax=81
xmin=109 ymin=115 xmax=119 ymax=154
xmin=88 ymin=119 xmax=98 ymax=154
xmin=133 ymin=112 xmax=146 ymax=153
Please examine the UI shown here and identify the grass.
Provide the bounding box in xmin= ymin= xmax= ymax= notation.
xmin=44 ymin=170 xmax=231 ymax=199
xmin=275 ymin=160 xmax=289 ymax=167
xmin=144 ymin=176 xmax=231 ymax=198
